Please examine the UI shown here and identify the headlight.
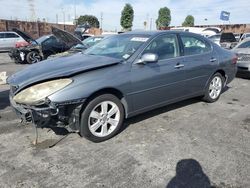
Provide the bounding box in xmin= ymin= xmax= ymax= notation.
xmin=13 ymin=79 xmax=72 ymax=105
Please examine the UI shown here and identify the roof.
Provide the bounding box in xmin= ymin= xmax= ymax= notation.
xmin=120 ymin=30 xmax=188 ymax=36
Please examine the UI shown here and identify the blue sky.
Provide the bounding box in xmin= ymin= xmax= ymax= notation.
xmin=0 ymin=0 xmax=249 ymax=31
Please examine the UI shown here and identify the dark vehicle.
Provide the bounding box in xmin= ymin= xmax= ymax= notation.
xmin=9 ymin=28 xmax=70 ymax=64
xmin=49 ymin=28 xmax=108 ymax=58
xmin=74 ymin=24 xmax=92 ymax=40
xmin=48 ymin=27 xmax=87 ymax=58
xmin=232 ymin=38 xmax=250 ymax=77
xmin=208 ymin=32 xmax=237 ymax=49
xmin=7 ymin=31 xmax=237 ymax=142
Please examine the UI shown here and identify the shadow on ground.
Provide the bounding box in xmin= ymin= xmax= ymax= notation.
xmin=166 ymin=159 xmax=212 ymax=188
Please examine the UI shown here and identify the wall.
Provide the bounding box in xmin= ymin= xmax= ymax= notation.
xmin=0 ymin=19 xmax=102 ymax=38
xmin=194 ymin=24 xmax=250 ymax=33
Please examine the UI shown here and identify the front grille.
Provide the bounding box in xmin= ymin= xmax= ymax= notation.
xmin=238 ymin=54 xmax=250 ymax=61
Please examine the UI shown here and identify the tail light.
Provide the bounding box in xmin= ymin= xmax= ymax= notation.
xmin=232 ymin=55 xmax=238 ymax=64
xmin=15 ymin=41 xmax=30 ymax=48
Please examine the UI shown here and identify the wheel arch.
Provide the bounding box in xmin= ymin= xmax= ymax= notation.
xmin=83 ymin=87 xmax=129 ymax=118
xmin=204 ymin=69 xmax=227 ymax=91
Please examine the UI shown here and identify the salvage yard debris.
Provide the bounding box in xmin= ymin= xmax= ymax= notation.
xmin=0 ymin=72 xmax=7 ymax=85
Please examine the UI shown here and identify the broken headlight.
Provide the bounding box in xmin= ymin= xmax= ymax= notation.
xmin=13 ymin=79 xmax=72 ymax=105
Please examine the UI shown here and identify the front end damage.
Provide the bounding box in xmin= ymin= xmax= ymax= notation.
xmin=9 ymin=45 xmax=43 ymax=64
xmin=9 ymin=86 xmax=84 ymax=132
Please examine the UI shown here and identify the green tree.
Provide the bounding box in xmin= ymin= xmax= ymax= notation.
xmin=156 ymin=7 xmax=171 ymax=29
xmin=120 ymin=3 xmax=134 ymax=31
xmin=77 ymin=15 xmax=100 ymax=28
xmin=182 ymin=15 xmax=195 ymax=27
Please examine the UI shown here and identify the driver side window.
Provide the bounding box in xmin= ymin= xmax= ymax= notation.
xmin=143 ymin=34 xmax=179 ymax=60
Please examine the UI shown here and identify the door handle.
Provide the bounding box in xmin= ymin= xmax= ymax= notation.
xmin=210 ymin=57 xmax=217 ymax=62
xmin=174 ymin=64 xmax=185 ymax=69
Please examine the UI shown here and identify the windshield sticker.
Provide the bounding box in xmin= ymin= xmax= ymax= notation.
xmin=131 ymin=37 xmax=149 ymax=42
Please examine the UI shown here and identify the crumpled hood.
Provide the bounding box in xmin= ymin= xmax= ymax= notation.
xmin=52 ymin=26 xmax=83 ymax=48
xmin=13 ymin=28 xmax=37 ymax=44
xmin=7 ymin=53 xmax=120 ymax=90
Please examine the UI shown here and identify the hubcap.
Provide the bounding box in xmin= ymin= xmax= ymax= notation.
xmin=209 ymin=76 xmax=222 ymax=99
xmin=88 ymin=101 xmax=120 ymax=137
xmin=29 ymin=52 xmax=41 ymax=63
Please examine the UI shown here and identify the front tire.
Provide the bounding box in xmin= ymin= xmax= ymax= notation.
xmin=203 ymin=73 xmax=224 ymax=103
xmin=80 ymin=94 xmax=124 ymax=142
xmin=26 ymin=51 xmax=42 ymax=64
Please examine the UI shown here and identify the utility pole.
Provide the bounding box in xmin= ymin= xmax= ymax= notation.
xmin=27 ymin=0 xmax=36 ymax=21
xmin=100 ymin=12 xmax=103 ymax=29
xmin=150 ymin=18 xmax=153 ymax=30
xmin=74 ymin=0 xmax=77 ymax=24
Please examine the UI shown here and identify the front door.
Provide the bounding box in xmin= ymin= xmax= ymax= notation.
xmin=130 ymin=34 xmax=187 ymax=113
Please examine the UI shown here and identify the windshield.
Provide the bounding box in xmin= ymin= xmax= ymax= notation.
xmin=237 ymin=41 xmax=250 ymax=48
xmin=36 ymin=35 xmax=50 ymax=44
xmin=84 ymin=34 xmax=150 ymax=60
xmin=82 ymin=36 xmax=104 ymax=48
xmin=71 ymin=43 xmax=87 ymax=50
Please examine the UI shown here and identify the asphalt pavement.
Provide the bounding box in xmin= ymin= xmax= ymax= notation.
xmin=0 ymin=52 xmax=249 ymax=188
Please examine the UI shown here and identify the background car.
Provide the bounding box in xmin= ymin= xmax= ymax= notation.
xmin=8 ymin=31 xmax=237 ymax=142
xmin=0 ymin=31 xmax=25 ymax=51
xmin=9 ymin=28 xmax=70 ymax=64
xmin=49 ymin=28 xmax=111 ymax=59
xmin=208 ymin=32 xmax=238 ymax=49
xmin=232 ymin=38 xmax=250 ymax=77
xmin=239 ymin=33 xmax=250 ymax=42
xmin=234 ymin=33 xmax=242 ymax=42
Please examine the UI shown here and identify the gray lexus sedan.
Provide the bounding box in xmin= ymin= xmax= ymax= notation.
xmin=7 ymin=31 xmax=237 ymax=142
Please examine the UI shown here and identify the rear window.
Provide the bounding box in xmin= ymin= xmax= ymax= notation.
xmin=220 ymin=33 xmax=236 ymax=43
xmin=0 ymin=33 xmax=4 ymax=38
xmin=180 ymin=35 xmax=211 ymax=56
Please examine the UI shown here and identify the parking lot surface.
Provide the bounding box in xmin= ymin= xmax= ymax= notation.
xmin=0 ymin=52 xmax=249 ymax=188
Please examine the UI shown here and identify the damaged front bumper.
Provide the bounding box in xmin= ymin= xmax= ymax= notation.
xmin=9 ymin=95 xmax=85 ymax=131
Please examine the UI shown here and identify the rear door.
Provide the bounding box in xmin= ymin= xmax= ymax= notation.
xmin=179 ymin=33 xmax=216 ymax=95
xmin=5 ymin=32 xmax=21 ymax=48
xmin=130 ymin=34 xmax=187 ymax=112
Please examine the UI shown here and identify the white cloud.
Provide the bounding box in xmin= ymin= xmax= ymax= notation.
xmin=0 ymin=0 xmax=249 ymax=31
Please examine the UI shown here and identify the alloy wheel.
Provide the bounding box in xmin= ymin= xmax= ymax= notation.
xmin=88 ymin=101 xmax=120 ymax=137
xmin=29 ymin=52 xmax=41 ymax=63
xmin=209 ymin=76 xmax=222 ymax=99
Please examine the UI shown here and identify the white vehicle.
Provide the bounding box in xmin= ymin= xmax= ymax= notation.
xmin=170 ymin=27 xmax=221 ymax=37
xmin=240 ymin=33 xmax=250 ymax=42
xmin=0 ymin=31 xmax=25 ymax=51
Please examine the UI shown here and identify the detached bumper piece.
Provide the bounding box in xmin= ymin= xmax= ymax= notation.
xmin=10 ymin=96 xmax=84 ymax=132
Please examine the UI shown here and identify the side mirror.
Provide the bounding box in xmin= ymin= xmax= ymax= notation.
xmin=136 ymin=53 xmax=158 ymax=64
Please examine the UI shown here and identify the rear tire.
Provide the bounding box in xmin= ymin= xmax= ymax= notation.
xmin=203 ymin=73 xmax=224 ymax=103
xmin=26 ymin=51 xmax=42 ymax=64
xmin=80 ymin=94 xmax=124 ymax=142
